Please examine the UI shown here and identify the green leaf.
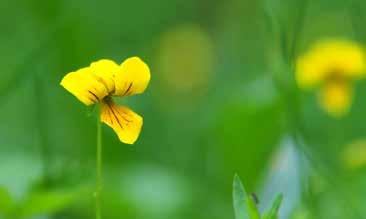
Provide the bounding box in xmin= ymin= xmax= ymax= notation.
xmin=263 ymin=194 xmax=283 ymax=219
xmin=233 ymin=174 xmax=249 ymax=219
xmin=246 ymin=194 xmax=260 ymax=219
xmin=0 ymin=187 xmax=14 ymax=216
xmin=18 ymin=189 xmax=77 ymax=218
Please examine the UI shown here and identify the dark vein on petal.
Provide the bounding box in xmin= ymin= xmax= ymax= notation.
xmin=122 ymin=115 xmax=132 ymax=123
xmin=115 ymin=107 xmax=133 ymax=124
xmin=88 ymin=90 xmax=99 ymax=101
xmin=123 ymin=82 xmax=133 ymax=96
xmin=87 ymin=96 xmax=96 ymax=103
xmin=106 ymin=107 xmax=113 ymax=125
xmin=107 ymin=102 xmax=123 ymax=130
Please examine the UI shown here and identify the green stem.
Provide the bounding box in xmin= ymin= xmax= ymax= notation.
xmin=96 ymin=111 xmax=103 ymax=219
xmin=34 ymin=73 xmax=51 ymax=186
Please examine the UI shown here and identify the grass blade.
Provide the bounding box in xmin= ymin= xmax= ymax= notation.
xmin=247 ymin=194 xmax=260 ymax=219
xmin=233 ymin=174 xmax=249 ymax=219
xmin=263 ymin=194 xmax=283 ymax=219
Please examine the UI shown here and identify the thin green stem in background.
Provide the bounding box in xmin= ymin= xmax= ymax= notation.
xmin=96 ymin=111 xmax=103 ymax=219
xmin=289 ymin=0 xmax=308 ymax=66
xmin=33 ymin=72 xmax=51 ymax=186
xmin=349 ymin=0 xmax=366 ymax=42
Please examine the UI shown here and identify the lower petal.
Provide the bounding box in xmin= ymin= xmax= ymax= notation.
xmin=318 ymin=82 xmax=352 ymax=118
xmin=100 ymin=100 xmax=143 ymax=144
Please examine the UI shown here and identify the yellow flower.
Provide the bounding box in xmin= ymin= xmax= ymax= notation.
xmin=60 ymin=57 xmax=150 ymax=144
xmin=342 ymin=139 xmax=366 ymax=170
xmin=296 ymin=40 xmax=366 ymax=117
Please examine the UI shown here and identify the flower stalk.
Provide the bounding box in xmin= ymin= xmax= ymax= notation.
xmin=96 ymin=109 xmax=103 ymax=219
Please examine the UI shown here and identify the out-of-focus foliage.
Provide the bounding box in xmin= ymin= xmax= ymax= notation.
xmin=233 ymin=175 xmax=282 ymax=219
xmin=1 ymin=0 xmax=366 ymax=218
xmin=0 ymin=186 xmax=87 ymax=218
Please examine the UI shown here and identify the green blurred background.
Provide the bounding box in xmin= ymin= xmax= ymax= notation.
xmin=1 ymin=0 xmax=366 ymax=218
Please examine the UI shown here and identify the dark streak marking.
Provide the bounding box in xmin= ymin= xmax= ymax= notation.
xmin=122 ymin=111 xmax=133 ymax=122
xmin=106 ymin=108 xmax=113 ymax=125
xmin=88 ymin=90 xmax=99 ymax=101
xmin=114 ymin=108 xmax=132 ymax=124
xmin=122 ymin=115 xmax=132 ymax=123
xmin=123 ymin=82 xmax=133 ymax=96
xmin=87 ymin=96 xmax=96 ymax=103
xmin=107 ymin=103 xmax=123 ymax=130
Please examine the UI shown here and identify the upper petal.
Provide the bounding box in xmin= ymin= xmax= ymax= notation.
xmin=113 ymin=57 xmax=151 ymax=96
xmin=60 ymin=67 xmax=109 ymax=105
xmin=100 ymin=100 xmax=143 ymax=144
xmin=296 ymin=40 xmax=366 ymax=89
xmin=89 ymin=59 xmax=119 ymax=93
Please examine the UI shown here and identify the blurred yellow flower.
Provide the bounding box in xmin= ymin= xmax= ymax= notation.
xmin=296 ymin=40 xmax=366 ymax=117
xmin=154 ymin=24 xmax=215 ymax=111
xmin=342 ymin=139 xmax=366 ymax=170
xmin=60 ymin=57 xmax=151 ymax=144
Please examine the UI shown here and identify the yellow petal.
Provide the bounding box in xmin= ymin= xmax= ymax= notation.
xmin=60 ymin=67 xmax=109 ymax=105
xmin=100 ymin=100 xmax=143 ymax=144
xmin=296 ymin=39 xmax=366 ymax=89
xmin=89 ymin=59 xmax=119 ymax=93
xmin=296 ymin=53 xmax=328 ymax=89
xmin=318 ymin=81 xmax=352 ymax=118
xmin=113 ymin=57 xmax=151 ymax=96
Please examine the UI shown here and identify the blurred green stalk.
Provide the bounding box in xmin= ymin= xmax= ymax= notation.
xmin=34 ymin=72 xmax=51 ymax=186
xmin=96 ymin=109 xmax=103 ymax=219
xmin=349 ymin=0 xmax=366 ymax=42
